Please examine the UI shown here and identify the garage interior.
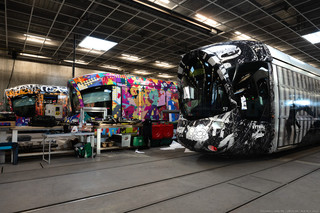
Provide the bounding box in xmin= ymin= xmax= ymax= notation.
xmin=1 ymin=0 xmax=320 ymax=89
xmin=1 ymin=0 xmax=320 ymax=212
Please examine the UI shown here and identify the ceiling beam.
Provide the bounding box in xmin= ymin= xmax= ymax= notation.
xmin=52 ymin=0 xmax=95 ymax=57
xmin=22 ymin=0 xmax=36 ymax=52
xmin=39 ymin=0 xmax=65 ymax=53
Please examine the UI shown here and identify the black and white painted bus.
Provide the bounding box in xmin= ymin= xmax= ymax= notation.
xmin=177 ymin=40 xmax=320 ymax=154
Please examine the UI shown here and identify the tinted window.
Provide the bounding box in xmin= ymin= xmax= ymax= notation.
xmin=12 ymin=95 xmax=36 ymax=117
xmin=232 ymin=62 xmax=270 ymax=121
xmin=180 ymin=56 xmax=230 ymax=120
xmin=81 ymin=86 xmax=112 ymax=117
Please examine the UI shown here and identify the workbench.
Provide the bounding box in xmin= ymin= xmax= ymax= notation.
xmin=42 ymin=131 xmax=94 ymax=164
xmin=94 ymin=123 xmax=143 ymax=155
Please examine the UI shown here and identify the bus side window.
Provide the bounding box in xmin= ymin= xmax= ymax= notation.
xmin=233 ymin=62 xmax=270 ymax=121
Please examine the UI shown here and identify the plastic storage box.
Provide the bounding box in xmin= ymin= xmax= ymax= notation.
xmin=162 ymin=123 xmax=174 ymax=138
xmin=112 ymin=134 xmax=131 ymax=147
xmin=152 ymin=124 xmax=163 ymax=140
xmin=133 ymin=136 xmax=144 ymax=147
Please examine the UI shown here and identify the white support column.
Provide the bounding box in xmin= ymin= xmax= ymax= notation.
xmin=12 ymin=129 xmax=18 ymax=143
xmin=96 ymin=128 xmax=101 ymax=155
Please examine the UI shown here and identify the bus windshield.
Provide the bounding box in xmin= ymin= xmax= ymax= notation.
xmin=80 ymin=86 xmax=112 ymax=116
xmin=12 ymin=95 xmax=36 ymax=117
xmin=180 ymin=56 xmax=230 ymax=120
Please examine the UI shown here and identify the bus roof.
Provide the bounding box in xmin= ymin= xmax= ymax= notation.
xmin=68 ymin=72 xmax=177 ymax=91
xmin=267 ymin=45 xmax=320 ymax=76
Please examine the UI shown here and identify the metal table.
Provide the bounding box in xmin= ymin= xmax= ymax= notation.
xmin=42 ymin=132 xmax=94 ymax=164
xmin=11 ymin=126 xmax=64 ymax=143
xmin=94 ymin=123 xmax=143 ymax=155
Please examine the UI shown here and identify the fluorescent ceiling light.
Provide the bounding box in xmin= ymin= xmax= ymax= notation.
xmin=147 ymin=0 xmax=177 ymax=9
xmin=101 ymin=65 xmax=121 ymax=70
xmin=159 ymin=0 xmax=170 ymax=4
xmin=302 ymin=31 xmax=320 ymax=44
xmin=24 ymin=34 xmax=51 ymax=41
xmin=24 ymin=34 xmax=52 ymax=44
xmin=20 ymin=53 xmax=50 ymax=59
xmin=64 ymin=59 xmax=88 ymax=65
xmin=195 ymin=13 xmax=219 ymax=27
xmin=121 ymin=54 xmax=141 ymax=62
xmin=158 ymin=73 xmax=173 ymax=78
xmin=79 ymin=36 xmax=117 ymax=52
xmin=133 ymin=70 xmax=151 ymax=75
xmin=238 ymin=34 xmax=251 ymax=40
xmin=235 ymin=31 xmax=252 ymax=40
xmin=155 ymin=61 xmax=174 ymax=68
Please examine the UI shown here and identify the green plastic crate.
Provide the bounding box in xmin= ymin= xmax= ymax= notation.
xmin=133 ymin=136 xmax=144 ymax=147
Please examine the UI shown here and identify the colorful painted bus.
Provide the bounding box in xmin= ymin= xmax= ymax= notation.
xmin=67 ymin=72 xmax=179 ymax=136
xmin=5 ymin=84 xmax=68 ymax=126
xmin=68 ymin=72 xmax=179 ymax=121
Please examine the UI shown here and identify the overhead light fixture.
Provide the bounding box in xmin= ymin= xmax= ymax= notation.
xmin=235 ymin=31 xmax=252 ymax=40
xmin=79 ymin=36 xmax=117 ymax=52
xmin=195 ymin=14 xmax=220 ymax=27
xmin=302 ymin=31 xmax=320 ymax=44
xmin=159 ymin=0 xmax=170 ymax=3
xmin=158 ymin=73 xmax=173 ymax=78
xmin=133 ymin=70 xmax=151 ymax=75
xmin=101 ymin=65 xmax=121 ymax=70
xmin=23 ymin=34 xmax=52 ymax=44
xmin=20 ymin=53 xmax=50 ymax=59
xmin=121 ymin=54 xmax=141 ymax=62
xmin=146 ymin=0 xmax=177 ymax=9
xmin=155 ymin=60 xmax=174 ymax=68
xmin=160 ymin=0 xmax=171 ymax=4
xmin=64 ymin=59 xmax=88 ymax=65
xmin=149 ymin=0 xmax=170 ymax=4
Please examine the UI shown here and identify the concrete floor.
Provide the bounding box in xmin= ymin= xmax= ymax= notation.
xmin=0 ymin=145 xmax=320 ymax=213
